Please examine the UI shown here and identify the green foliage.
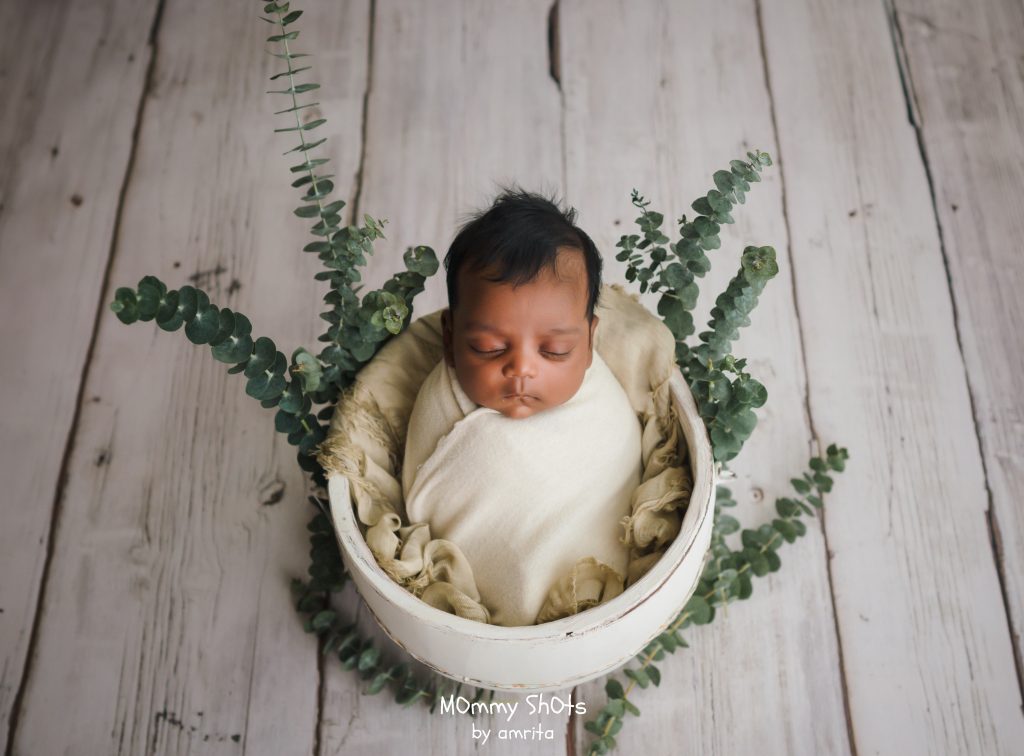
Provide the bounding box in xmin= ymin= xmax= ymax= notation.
xmin=616 ymin=151 xmax=771 ymax=360
xmin=109 ymin=1 xmax=439 ymax=487
xmin=683 ymin=244 xmax=777 ymax=462
xmin=686 ymin=352 xmax=768 ymax=463
xmin=616 ymin=150 xmax=776 ymax=462
xmin=693 ymin=244 xmax=779 ymax=365
xmin=110 ymin=278 xmax=329 ymax=474
xmin=583 ymin=444 xmax=850 ymax=755
xmin=303 ymin=501 xmax=347 ymax=594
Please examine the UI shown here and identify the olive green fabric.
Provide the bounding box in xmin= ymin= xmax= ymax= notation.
xmin=316 ymin=284 xmax=692 ymax=625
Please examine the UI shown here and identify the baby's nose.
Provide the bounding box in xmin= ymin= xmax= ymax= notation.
xmin=502 ymin=350 xmax=538 ymax=379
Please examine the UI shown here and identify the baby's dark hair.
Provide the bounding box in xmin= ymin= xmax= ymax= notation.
xmin=443 ymin=187 xmax=603 ymax=322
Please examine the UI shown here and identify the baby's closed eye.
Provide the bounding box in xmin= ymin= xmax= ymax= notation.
xmin=469 ymin=345 xmax=505 ymax=355
xmin=468 ymin=344 xmax=574 ymax=358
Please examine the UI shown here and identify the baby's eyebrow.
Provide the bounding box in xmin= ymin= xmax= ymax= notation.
xmin=463 ymin=321 xmax=500 ymax=333
xmin=464 ymin=322 xmax=582 ymax=335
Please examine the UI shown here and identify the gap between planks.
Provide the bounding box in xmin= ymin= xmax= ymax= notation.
xmin=3 ymin=1 xmax=168 ymax=753
xmin=882 ymin=0 xmax=1024 ymax=708
xmin=314 ymin=2 xmax=381 ymax=755
xmin=754 ymin=0 xmax=859 ymax=752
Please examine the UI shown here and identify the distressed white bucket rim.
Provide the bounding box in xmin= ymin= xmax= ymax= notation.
xmin=327 ymin=369 xmax=716 ymax=691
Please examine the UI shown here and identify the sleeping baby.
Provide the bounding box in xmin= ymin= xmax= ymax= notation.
xmin=400 ymin=189 xmax=643 ymax=626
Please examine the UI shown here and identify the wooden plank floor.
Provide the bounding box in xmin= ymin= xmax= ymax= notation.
xmin=1 ymin=1 xmax=1021 ymax=754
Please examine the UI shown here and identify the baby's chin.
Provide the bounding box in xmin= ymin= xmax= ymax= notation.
xmin=499 ymin=404 xmax=540 ymax=419
xmin=484 ymin=396 xmax=546 ymax=419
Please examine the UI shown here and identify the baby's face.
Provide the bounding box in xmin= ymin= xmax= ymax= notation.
xmin=442 ymin=248 xmax=599 ymax=419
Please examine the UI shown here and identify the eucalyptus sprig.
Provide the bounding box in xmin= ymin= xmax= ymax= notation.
xmin=109 ymin=278 xmax=330 ymax=480
xmin=692 ymin=244 xmax=778 ymax=366
xmin=616 ymin=150 xmax=772 ymax=366
xmin=110 ymin=2 xmax=439 ymax=486
xmin=618 ymin=152 xmax=776 ymax=462
xmin=684 ymin=244 xmax=778 ymax=462
xmin=584 ymin=444 xmax=850 ymax=755
xmin=258 ymin=0 xmax=439 ymax=405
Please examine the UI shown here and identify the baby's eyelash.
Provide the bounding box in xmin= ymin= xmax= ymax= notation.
xmin=468 ymin=346 xmax=573 ymax=358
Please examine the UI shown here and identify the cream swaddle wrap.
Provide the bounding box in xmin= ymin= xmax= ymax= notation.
xmin=401 ymin=351 xmax=641 ymax=627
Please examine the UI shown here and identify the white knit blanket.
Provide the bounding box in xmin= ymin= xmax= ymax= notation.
xmin=401 ymin=350 xmax=642 ymax=627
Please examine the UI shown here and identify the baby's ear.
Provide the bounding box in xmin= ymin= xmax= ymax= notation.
xmin=441 ymin=309 xmax=455 ymax=367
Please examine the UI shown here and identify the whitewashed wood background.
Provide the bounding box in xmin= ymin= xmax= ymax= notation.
xmin=1 ymin=0 xmax=1022 ymax=754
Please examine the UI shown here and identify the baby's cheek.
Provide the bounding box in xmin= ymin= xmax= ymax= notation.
xmin=457 ymin=363 xmax=498 ymax=403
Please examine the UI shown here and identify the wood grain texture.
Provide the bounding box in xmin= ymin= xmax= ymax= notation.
xmin=8 ymin=0 xmax=367 ymax=752
xmin=354 ymin=0 xmax=565 ymax=312
xmin=3 ymin=0 xmax=1023 ymax=753
xmin=316 ymin=1 xmax=572 ymax=753
xmin=559 ymin=2 xmax=850 ymax=753
xmin=890 ymin=0 xmax=1024 ymax=686
xmin=0 ymin=0 xmax=157 ymax=745
xmin=762 ymin=0 xmax=1024 ymax=752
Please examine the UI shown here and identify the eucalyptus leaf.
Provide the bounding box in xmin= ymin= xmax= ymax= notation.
xmin=623 ymin=667 xmax=649 ymax=689
xmin=275 ymin=408 xmax=304 ymax=434
xmin=175 ymin=285 xmax=201 ymax=322
xmin=185 ymin=303 xmax=221 ymax=344
xmin=311 ymin=609 xmax=335 ymax=631
xmin=291 ymin=157 xmax=329 ymax=172
xmin=111 ymin=288 xmax=139 ymax=324
xmin=212 ymin=317 xmax=254 ymax=363
xmin=291 ymin=347 xmax=323 ymax=392
xmin=156 ymin=290 xmax=182 ymax=330
xmin=266 ymin=31 xmax=300 ymax=42
xmin=244 ymin=337 xmax=278 ymax=377
xmin=684 ymin=594 xmax=712 ymax=625
xmin=246 ymin=351 xmax=288 ymax=400
xmin=357 ymin=645 xmax=380 ymax=672
xmin=366 ymin=672 xmax=390 ymax=695
xmin=137 ymin=276 xmax=166 ymax=319
xmin=268 ymin=65 xmax=311 ymax=81
xmin=208 ymin=308 xmax=236 ymax=346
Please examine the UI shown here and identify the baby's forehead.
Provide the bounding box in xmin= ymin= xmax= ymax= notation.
xmin=472 ymin=267 xmax=582 ymax=292
xmin=466 ymin=248 xmax=586 ymax=289
xmin=465 ymin=266 xmax=585 ymax=305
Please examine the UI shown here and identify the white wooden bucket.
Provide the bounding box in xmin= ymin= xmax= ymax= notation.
xmin=326 ymin=369 xmax=716 ymax=691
